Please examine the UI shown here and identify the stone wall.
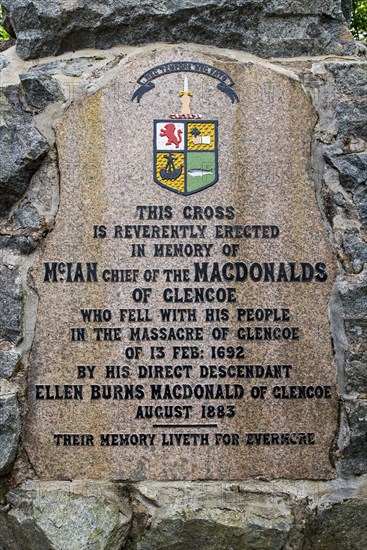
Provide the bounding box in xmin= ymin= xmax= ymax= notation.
xmin=1 ymin=1 xmax=367 ymax=548
xmin=1 ymin=0 xmax=361 ymax=60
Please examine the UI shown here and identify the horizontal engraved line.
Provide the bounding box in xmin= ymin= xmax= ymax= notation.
xmin=152 ymin=423 xmax=218 ymax=428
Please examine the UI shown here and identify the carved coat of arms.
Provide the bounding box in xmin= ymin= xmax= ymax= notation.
xmin=153 ymin=77 xmax=218 ymax=196
xmin=133 ymin=62 xmax=239 ymax=196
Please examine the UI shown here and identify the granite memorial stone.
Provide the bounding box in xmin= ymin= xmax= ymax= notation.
xmin=25 ymin=48 xmax=338 ymax=481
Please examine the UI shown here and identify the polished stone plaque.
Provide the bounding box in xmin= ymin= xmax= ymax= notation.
xmin=26 ymin=48 xmax=338 ymax=480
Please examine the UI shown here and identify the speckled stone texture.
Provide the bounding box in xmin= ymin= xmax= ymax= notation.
xmin=0 ymin=85 xmax=49 ymax=218
xmin=0 ymin=394 xmax=20 ymax=475
xmin=0 ymin=349 xmax=20 ymax=380
xmin=0 ymin=482 xmax=131 ymax=550
xmin=0 ymin=267 xmax=22 ymax=345
xmin=24 ymin=46 xmax=338 ymax=481
xmin=0 ymin=28 xmax=367 ymax=544
xmin=2 ymin=479 xmax=367 ymax=549
xmin=1 ymin=0 xmax=357 ymax=61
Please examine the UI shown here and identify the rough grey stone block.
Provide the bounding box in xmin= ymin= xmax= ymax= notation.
xmin=0 ymin=87 xmax=49 ymax=218
xmin=0 ymin=511 xmax=24 ymax=550
xmin=327 ymin=152 xmax=367 ymax=186
xmin=344 ymin=314 xmax=367 ymax=392
xmin=343 ymin=230 xmax=367 ymax=271
xmin=326 ymin=62 xmax=367 ymax=148
xmin=345 ymin=353 xmax=367 ymax=393
xmin=20 ymin=71 xmax=64 ymax=111
xmin=12 ymin=203 xmax=43 ymax=230
xmin=330 ymin=62 xmax=367 ymax=96
xmin=339 ymin=400 xmax=367 ymax=475
xmin=0 ymin=394 xmax=20 ymax=476
xmin=0 ymin=39 xmax=16 ymax=54
xmin=0 ymin=349 xmax=20 ymax=379
xmin=264 ymin=0 xmax=339 ymax=16
xmin=341 ymin=0 xmax=353 ymax=23
xmin=338 ymin=274 xmax=367 ymax=392
xmin=5 ymin=489 xmax=131 ymax=550
xmin=137 ymin=507 xmax=292 ymax=550
xmin=0 ymin=236 xmax=36 ymax=255
xmin=0 ymin=266 xmax=22 ymax=345
xmin=2 ymin=0 xmax=349 ymax=61
xmin=324 ymin=151 xmax=367 ymax=230
xmin=340 ymin=277 xmax=367 ymax=319
xmin=337 ymin=99 xmax=367 ymax=140
xmin=309 ymin=498 xmax=367 ymax=548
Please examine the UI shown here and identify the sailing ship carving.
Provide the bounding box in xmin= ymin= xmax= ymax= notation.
xmin=160 ymin=153 xmax=183 ymax=181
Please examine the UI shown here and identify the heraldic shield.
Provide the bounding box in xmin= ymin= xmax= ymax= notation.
xmin=154 ymin=120 xmax=218 ymax=196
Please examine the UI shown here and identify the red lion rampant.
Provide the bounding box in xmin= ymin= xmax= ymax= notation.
xmin=160 ymin=123 xmax=183 ymax=149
